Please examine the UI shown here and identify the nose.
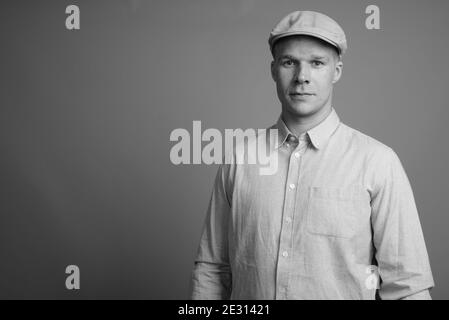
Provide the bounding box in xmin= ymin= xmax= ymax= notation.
xmin=295 ymin=62 xmax=310 ymax=84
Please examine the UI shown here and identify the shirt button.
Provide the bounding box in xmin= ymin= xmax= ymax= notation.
xmin=289 ymin=136 xmax=297 ymax=142
xmin=282 ymin=251 xmax=289 ymax=258
xmin=289 ymin=183 xmax=295 ymax=190
xmin=294 ymin=152 xmax=300 ymax=158
xmin=285 ymin=143 xmax=290 ymax=148
xmin=286 ymin=217 xmax=292 ymax=223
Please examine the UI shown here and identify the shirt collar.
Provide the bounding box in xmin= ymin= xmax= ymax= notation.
xmin=274 ymin=107 xmax=341 ymax=150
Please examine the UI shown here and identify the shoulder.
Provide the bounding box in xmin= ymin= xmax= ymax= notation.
xmin=338 ymin=123 xmax=408 ymax=189
xmin=338 ymin=123 xmax=397 ymax=161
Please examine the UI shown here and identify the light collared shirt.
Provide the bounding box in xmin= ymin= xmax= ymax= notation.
xmin=191 ymin=108 xmax=434 ymax=300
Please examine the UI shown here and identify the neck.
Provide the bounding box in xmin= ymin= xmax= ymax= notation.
xmin=282 ymin=105 xmax=332 ymax=136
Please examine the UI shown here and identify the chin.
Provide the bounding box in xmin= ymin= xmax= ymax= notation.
xmin=287 ymin=103 xmax=319 ymax=117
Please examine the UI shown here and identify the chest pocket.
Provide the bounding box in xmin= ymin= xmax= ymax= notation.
xmin=307 ymin=186 xmax=366 ymax=239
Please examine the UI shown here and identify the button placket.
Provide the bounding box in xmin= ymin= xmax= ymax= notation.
xmin=275 ymin=137 xmax=302 ymax=299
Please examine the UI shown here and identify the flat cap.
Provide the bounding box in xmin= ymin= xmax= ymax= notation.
xmin=269 ymin=11 xmax=347 ymax=55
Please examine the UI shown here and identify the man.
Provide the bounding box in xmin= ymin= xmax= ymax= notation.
xmin=190 ymin=10 xmax=434 ymax=299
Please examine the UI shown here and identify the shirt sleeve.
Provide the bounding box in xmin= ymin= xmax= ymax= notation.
xmin=190 ymin=164 xmax=232 ymax=300
xmin=400 ymin=289 xmax=432 ymax=300
xmin=370 ymin=147 xmax=434 ymax=300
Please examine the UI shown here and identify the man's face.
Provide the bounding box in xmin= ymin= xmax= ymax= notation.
xmin=271 ymin=35 xmax=343 ymax=122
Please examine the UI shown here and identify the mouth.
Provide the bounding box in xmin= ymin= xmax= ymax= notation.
xmin=289 ymin=92 xmax=315 ymax=99
xmin=289 ymin=92 xmax=315 ymax=96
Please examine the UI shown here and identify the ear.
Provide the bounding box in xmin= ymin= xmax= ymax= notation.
xmin=270 ymin=60 xmax=276 ymax=82
xmin=332 ymin=59 xmax=343 ymax=84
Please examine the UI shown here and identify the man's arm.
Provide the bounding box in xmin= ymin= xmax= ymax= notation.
xmin=190 ymin=164 xmax=232 ymax=299
xmin=370 ymin=148 xmax=434 ymax=300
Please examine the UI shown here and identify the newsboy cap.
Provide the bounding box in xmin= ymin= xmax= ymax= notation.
xmin=269 ymin=11 xmax=347 ymax=55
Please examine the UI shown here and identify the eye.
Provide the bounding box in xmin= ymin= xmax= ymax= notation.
xmin=312 ymin=60 xmax=324 ymax=67
xmin=281 ymin=59 xmax=294 ymax=67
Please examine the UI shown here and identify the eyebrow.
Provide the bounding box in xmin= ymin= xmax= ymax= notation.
xmin=278 ymin=54 xmax=329 ymax=61
xmin=310 ymin=55 xmax=328 ymax=60
xmin=278 ymin=55 xmax=297 ymax=60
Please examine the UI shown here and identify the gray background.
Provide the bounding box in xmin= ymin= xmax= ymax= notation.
xmin=0 ymin=0 xmax=448 ymax=299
